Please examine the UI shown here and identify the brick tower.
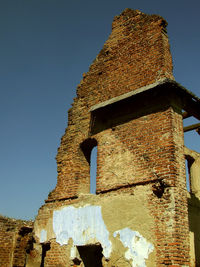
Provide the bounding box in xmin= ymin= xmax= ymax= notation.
xmin=26 ymin=9 xmax=200 ymax=267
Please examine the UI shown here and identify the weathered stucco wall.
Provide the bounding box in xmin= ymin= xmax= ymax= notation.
xmin=31 ymin=186 xmax=156 ymax=266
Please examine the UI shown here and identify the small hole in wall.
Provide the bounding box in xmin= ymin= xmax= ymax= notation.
xmin=18 ymin=226 xmax=32 ymax=237
xmin=152 ymin=180 xmax=167 ymax=198
xmin=73 ymin=257 xmax=81 ymax=265
xmin=90 ymin=146 xmax=97 ymax=194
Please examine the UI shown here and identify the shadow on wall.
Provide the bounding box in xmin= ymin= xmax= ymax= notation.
xmin=90 ymin=82 xmax=183 ymax=136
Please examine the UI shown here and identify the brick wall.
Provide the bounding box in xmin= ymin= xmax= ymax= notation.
xmin=34 ymin=8 xmax=191 ymax=266
xmin=47 ymin=8 xmax=174 ymax=201
xmin=0 ymin=8 xmax=195 ymax=266
xmin=0 ymin=215 xmax=33 ymax=267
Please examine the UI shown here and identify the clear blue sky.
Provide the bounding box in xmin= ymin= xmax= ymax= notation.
xmin=0 ymin=0 xmax=199 ymax=220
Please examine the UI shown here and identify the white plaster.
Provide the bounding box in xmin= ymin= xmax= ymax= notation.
xmin=40 ymin=229 xmax=47 ymax=243
xmin=113 ymin=228 xmax=154 ymax=267
xmin=53 ymin=205 xmax=112 ymax=258
xmin=70 ymin=245 xmax=77 ymax=259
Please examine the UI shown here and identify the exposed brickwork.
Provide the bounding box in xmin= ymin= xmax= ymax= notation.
xmin=36 ymin=8 xmax=191 ymax=266
xmin=48 ymin=8 xmax=174 ymax=201
xmin=1 ymin=8 xmax=197 ymax=266
xmin=43 ymin=240 xmax=70 ymax=267
xmin=0 ymin=215 xmax=33 ymax=267
xmin=147 ymin=109 xmax=190 ymax=266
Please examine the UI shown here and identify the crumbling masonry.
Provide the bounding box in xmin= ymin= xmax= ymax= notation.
xmin=1 ymin=8 xmax=200 ymax=267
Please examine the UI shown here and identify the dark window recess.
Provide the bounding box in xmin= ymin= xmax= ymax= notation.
xmin=77 ymin=244 xmax=103 ymax=267
xmin=40 ymin=243 xmax=50 ymax=267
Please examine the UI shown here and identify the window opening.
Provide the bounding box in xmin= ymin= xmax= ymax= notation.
xmin=183 ymin=114 xmax=200 ymax=153
xmin=185 ymin=155 xmax=195 ymax=193
xmin=40 ymin=242 xmax=50 ymax=267
xmin=185 ymin=159 xmax=191 ymax=192
xmin=77 ymin=244 xmax=103 ymax=267
xmin=80 ymin=138 xmax=98 ymax=194
xmin=183 ymin=110 xmax=200 ymax=192
xmin=90 ymin=146 xmax=97 ymax=194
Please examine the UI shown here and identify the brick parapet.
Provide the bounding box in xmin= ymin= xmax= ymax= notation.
xmin=76 ymin=9 xmax=174 ymax=103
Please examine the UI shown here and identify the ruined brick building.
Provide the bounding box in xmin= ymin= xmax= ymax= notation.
xmin=1 ymin=8 xmax=200 ymax=267
xmin=0 ymin=216 xmax=33 ymax=267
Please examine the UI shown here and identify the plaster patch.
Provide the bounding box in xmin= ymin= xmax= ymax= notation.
xmin=53 ymin=205 xmax=112 ymax=258
xmin=40 ymin=229 xmax=47 ymax=243
xmin=113 ymin=228 xmax=154 ymax=267
xmin=70 ymin=245 xmax=77 ymax=259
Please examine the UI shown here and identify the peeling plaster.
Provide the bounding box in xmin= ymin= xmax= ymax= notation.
xmin=40 ymin=229 xmax=47 ymax=243
xmin=113 ymin=228 xmax=154 ymax=267
xmin=53 ymin=205 xmax=112 ymax=258
xmin=70 ymin=245 xmax=77 ymax=259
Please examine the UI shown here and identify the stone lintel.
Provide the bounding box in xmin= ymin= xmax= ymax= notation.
xmin=90 ymin=78 xmax=200 ymax=121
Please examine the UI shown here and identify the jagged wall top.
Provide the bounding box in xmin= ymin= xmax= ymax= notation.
xmin=48 ymin=8 xmax=174 ymax=201
xmin=76 ymin=8 xmax=173 ymax=106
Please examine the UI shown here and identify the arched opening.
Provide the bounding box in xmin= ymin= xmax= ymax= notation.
xmin=80 ymin=138 xmax=97 ymax=194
